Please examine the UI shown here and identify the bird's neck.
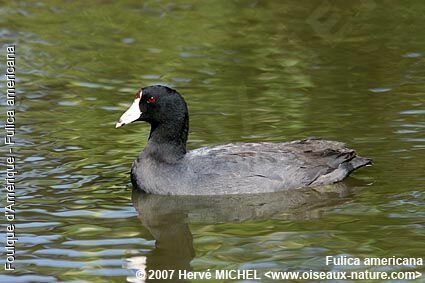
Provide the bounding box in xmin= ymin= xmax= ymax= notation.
xmin=145 ymin=115 xmax=189 ymax=163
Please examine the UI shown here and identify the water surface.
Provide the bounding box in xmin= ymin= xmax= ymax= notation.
xmin=0 ymin=1 xmax=424 ymax=282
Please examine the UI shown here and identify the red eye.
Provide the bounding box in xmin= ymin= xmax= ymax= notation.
xmin=147 ymin=96 xmax=156 ymax=104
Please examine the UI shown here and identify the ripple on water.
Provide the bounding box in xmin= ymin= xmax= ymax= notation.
xmin=69 ymin=81 xmax=114 ymax=90
xmin=31 ymin=207 xmax=136 ymax=219
xmin=58 ymin=100 xmax=80 ymax=106
xmin=23 ymin=156 xmax=46 ymax=162
xmin=0 ymin=275 xmax=57 ymax=283
xmin=400 ymin=109 xmax=425 ymax=115
xmin=15 ymin=222 xmax=60 ymax=229
xmin=402 ymin=52 xmax=422 ymax=58
xmin=62 ymin=238 xmax=154 ymax=247
xmin=11 ymin=234 xmax=62 ymax=245
xmin=368 ymin=87 xmax=392 ymax=93
xmin=34 ymin=248 xmax=141 ymax=257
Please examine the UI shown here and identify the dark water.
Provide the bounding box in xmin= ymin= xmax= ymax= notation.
xmin=1 ymin=1 xmax=424 ymax=282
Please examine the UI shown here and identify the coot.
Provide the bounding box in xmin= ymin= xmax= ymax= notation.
xmin=116 ymin=85 xmax=371 ymax=195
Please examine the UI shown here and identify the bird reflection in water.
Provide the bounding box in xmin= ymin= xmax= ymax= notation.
xmin=127 ymin=181 xmax=363 ymax=282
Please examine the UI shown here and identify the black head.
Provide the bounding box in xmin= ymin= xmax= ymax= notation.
xmin=116 ymin=85 xmax=188 ymax=128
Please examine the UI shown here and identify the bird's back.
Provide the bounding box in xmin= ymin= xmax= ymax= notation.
xmin=132 ymin=138 xmax=371 ymax=195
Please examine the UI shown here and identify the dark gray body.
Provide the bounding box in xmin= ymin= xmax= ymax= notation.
xmin=131 ymin=138 xmax=371 ymax=195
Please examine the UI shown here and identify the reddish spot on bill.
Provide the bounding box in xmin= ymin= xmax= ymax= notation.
xmin=134 ymin=90 xmax=142 ymax=99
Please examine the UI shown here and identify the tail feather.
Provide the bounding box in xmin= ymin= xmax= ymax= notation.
xmin=310 ymin=155 xmax=372 ymax=187
xmin=350 ymin=156 xmax=372 ymax=170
